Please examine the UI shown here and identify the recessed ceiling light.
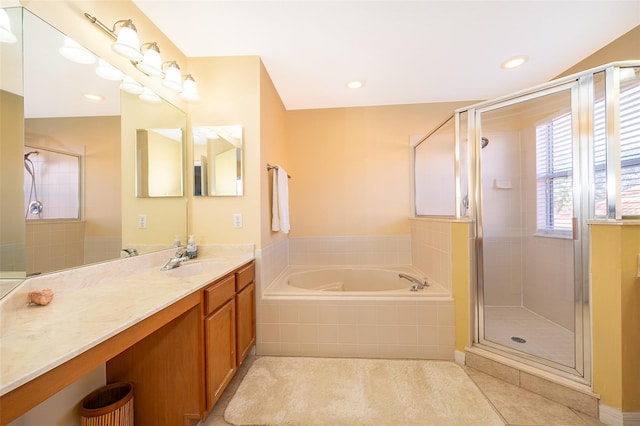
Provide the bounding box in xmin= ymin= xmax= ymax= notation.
xmin=501 ymin=55 xmax=528 ymax=69
xmin=347 ymin=80 xmax=364 ymax=89
xmin=83 ymin=93 xmax=104 ymax=101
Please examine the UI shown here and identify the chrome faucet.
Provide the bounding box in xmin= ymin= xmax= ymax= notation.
xmin=162 ymin=248 xmax=189 ymax=270
xmin=121 ymin=248 xmax=138 ymax=257
xmin=399 ymin=273 xmax=429 ymax=291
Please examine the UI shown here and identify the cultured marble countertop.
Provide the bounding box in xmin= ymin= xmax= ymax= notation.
xmin=0 ymin=244 xmax=254 ymax=397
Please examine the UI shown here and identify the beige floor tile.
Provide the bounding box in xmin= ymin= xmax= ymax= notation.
xmin=466 ymin=367 xmax=595 ymax=426
xmin=573 ymin=410 xmax=606 ymax=426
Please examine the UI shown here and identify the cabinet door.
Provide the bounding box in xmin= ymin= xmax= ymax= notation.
xmin=204 ymin=299 xmax=236 ymax=411
xmin=236 ymin=282 xmax=256 ymax=365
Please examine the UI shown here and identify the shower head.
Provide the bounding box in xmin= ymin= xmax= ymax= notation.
xmin=24 ymin=150 xmax=39 ymax=159
xmin=481 ymin=137 xmax=489 ymax=149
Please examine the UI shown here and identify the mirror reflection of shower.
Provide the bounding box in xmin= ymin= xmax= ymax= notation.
xmin=24 ymin=150 xmax=43 ymax=219
xmin=23 ymin=146 xmax=82 ymax=220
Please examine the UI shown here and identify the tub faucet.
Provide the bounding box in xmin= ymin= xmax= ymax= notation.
xmin=162 ymin=248 xmax=189 ymax=270
xmin=399 ymin=273 xmax=429 ymax=291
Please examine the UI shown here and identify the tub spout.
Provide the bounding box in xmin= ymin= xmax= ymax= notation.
xmin=399 ymin=273 xmax=429 ymax=290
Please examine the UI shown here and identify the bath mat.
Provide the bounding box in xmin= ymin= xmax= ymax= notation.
xmin=224 ymin=357 xmax=504 ymax=426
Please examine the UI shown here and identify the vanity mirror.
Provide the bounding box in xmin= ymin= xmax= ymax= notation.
xmin=136 ymin=128 xmax=184 ymax=197
xmin=193 ymin=125 xmax=243 ymax=196
xmin=0 ymin=7 xmax=187 ymax=297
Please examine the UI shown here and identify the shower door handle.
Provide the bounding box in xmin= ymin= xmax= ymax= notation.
xmin=572 ymin=217 xmax=578 ymax=240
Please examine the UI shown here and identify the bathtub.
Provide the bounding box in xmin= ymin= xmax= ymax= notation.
xmin=263 ymin=265 xmax=450 ymax=298
xmin=258 ymin=265 xmax=455 ymax=360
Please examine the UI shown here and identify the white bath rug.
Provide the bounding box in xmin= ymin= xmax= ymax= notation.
xmin=224 ymin=357 xmax=505 ymax=425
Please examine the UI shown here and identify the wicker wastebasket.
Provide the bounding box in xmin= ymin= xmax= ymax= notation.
xmin=80 ymin=382 xmax=133 ymax=426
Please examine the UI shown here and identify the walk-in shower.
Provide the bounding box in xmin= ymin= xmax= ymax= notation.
xmin=413 ymin=62 xmax=640 ymax=383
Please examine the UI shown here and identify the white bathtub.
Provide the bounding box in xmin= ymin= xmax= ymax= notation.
xmin=259 ymin=265 xmax=455 ymax=360
xmin=263 ymin=265 xmax=450 ymax=299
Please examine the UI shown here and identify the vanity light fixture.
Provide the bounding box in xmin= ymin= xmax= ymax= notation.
xmin=59 ymin=36 xmax=96 ymax=64
xmin=111 ymin=20 xmax=143 ymax=61
xmin=85 ymin=12 xmax=201 ymax=102
xmin=96 ymin=58 xmax=125 ymax=81
xmin=501 ymin=55 xmax=528 ymax=69
xmin=162 ymin=61 xmax=183 ymax=92
xmin=180 ymin=74 xmax=200 ymax=102
xmin=0 ymin=9 xmax=17 ymax=44
xmin=139 ymin=87 xmax=161 ymax=104
xmin=119 ymin=75 xmax=144 ymax=94
xmin=135 ymin=42 xmax=163 ymax=77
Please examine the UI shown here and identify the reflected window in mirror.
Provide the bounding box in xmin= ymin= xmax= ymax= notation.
xmin=193 ymin=125 xmax=243 ymax=196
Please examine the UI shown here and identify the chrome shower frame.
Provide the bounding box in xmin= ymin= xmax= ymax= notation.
xmin=454 ymin=61 xmax=640 ymax=385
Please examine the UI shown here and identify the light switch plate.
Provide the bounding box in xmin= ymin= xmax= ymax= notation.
xmin=233 ymin=213 xmax=243 ymax=228
xmin=138 ymin=214 xmax=147 ymax=229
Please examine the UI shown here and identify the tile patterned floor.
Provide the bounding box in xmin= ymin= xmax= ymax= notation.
xmin=484 ymin=306 xmax=575 ymax=367
xmin=201 ymin=354 xmax=604 ymax=426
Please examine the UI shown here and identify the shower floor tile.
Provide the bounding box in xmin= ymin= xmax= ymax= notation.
xmin=483 ymin=306 xmax=575 ymax=367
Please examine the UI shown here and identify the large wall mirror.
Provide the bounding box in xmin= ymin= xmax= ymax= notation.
xmin=0 ymin=7 xmax=187 ymax=297
xmin=193 ymin=125 xmax=243 ymax=196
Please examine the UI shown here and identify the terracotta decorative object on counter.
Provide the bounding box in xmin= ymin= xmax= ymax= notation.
xmin=28 ymin=288 xmax=54 ymax=306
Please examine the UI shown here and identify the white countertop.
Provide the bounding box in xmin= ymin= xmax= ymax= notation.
xmin=0 ymin=245 xmax=254 ymax=397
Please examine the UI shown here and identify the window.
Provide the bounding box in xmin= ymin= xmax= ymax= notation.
xmin=536 ymin=112 xmax=573 ymax=236
xmin=618 ymin=77 xmax=640 ymax=216
xmin=594 ymin=72 xmax=640 ymax=217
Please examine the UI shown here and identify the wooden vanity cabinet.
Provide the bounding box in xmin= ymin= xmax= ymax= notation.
xmin=235 ymin=262 xmax=256 ymax=366
xmin=203 ymin=275 xmax=237 ymax=412
xmin=202 ymin=261 xmax=255 ymax=413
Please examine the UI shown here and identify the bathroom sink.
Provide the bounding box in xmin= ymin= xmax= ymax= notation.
xmin=163 ymin=260 xmax=224 ymax=278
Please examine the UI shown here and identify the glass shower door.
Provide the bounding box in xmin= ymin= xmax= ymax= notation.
xmin=476 ymin=83 xmax=585 ymax=375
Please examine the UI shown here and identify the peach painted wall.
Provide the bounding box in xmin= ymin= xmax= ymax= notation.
xmin=187 ymin=56 xmax=263 ymax=246
xmin=260 ymin=61 xmax=289 ymax=248
xmin=286 ymin=102 xmax=469 ymax=237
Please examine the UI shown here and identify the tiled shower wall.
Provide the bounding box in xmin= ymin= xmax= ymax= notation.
xmin=289 ymin=235 xmax=411 ymax=266
xmin=410 ymin=218 xmax=453 ymax=292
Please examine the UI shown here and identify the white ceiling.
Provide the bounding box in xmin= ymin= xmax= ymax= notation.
xmin=132 ymin=0 xmax=640 ymax=110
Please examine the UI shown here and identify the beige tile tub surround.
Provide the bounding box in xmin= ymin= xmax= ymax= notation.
xmin=258 ymin=297 xmax=455 ymax=359
xmin=466 ymin=350 xmax=599 ymax=418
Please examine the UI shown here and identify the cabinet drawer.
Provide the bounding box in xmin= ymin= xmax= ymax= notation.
xmin=235 ymin=262 xmax=255 ymax=292
xmin=204 ymin=275 xmax=235 ymax=316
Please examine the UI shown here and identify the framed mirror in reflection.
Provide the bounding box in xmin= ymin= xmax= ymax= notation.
xmin=193 ymin=125 xmax=243 ymax=197
xmin=136 ymin=128 xmax=184 ymax=197
xmin=0 ymin=7 xmax=187 ymax=297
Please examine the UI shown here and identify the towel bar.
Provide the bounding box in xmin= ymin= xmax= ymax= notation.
xmin=266 ymin=164 xmax=291 ymax=178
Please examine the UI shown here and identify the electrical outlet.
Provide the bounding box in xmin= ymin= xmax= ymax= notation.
xmin=233 ymin=213 xmax=243 ymax=228
xmin=138 ymin=214 xmax=147 ymax=229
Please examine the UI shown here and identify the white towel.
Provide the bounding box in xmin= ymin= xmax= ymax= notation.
xmin=271 ymin=166 xmax=290 ymax=233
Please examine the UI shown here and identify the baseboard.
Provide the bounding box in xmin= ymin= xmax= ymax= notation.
xmin=454 ymin=350 xmax=466 ymax=366
xmin=599 ymin=404 xmax=640 ymax=426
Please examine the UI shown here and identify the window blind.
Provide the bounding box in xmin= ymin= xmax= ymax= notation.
xmin=536 ymin=112 xmax=573 ymax=233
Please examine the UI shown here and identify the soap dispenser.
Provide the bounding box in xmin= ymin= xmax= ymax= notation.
xmin=186 ymin=235 xmax=198 ymax=259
